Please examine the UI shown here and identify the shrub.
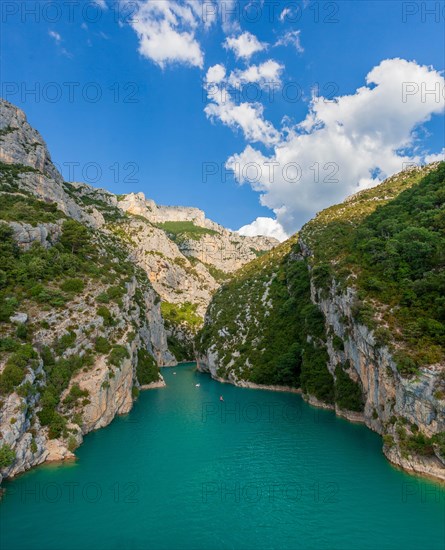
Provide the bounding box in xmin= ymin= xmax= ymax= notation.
xmin=300 ymin=345 xmax=334 ymax=404
xmin=67 ymin=436 xmax=77 ymax=452
xmin=16 ymin=323 xmax=28 ymax=340
xmin=63 ymin=384 xmax=89 ymax=407
xmin=136 ymin=348 xmax=159 ymax=385
xmin=108 ymin=345 xmax=129 ymax=367
xmin=0 ymin=344 xmax=37 ymax=394
xmin=96 ymin=292 xmax=110 ymax=304
xmin=97 ymin=306 xmax=114 ymax=327
xmin=54 ymin=331 xmax=76 ymax=356
xmin=0 ymin=443 xmax=15 ymax=468
xmin=334 ymin=365 xmax=364 ymax=412
xmin=132 ymin=386 xmax=140 ymax=399
xmin=60 ymin=220 xmax=90 ymax=254
xmin=94 ymin=336 xmax=111 ymax=354
xmin=60 ymin=278 xmax=84 ymax=293
xmin=332 ymin=334 xmax=344 ymax=351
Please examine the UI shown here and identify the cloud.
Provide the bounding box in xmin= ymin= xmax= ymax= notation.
xmin=205 ymin=100 xmax=280 ymax=146
xmin=224 ymin=31 xmax=267 ymax=60
xmin=48 ymin=31 xmax=62 ymax=44
xmin=424 ymin=148 xmax=445 ymax=163
xmin=206 ymin=64 xmax=226 ymax=84
xmin=225 ymin=59 xmax=445 ymax=234
xmin=228 ymin=60 xmax=284 ymax=88
xmin=129 ymin=1 xmax=204 ymax=68
xmin=95 ymin=0 xmax=108 ymax=8
xmin=279 ymin=8 xmax=292 ymax=22
xmin=204 ymin=63 xmax=281 ymax=146
xmin=204 ymin=61 xmax=285 ymax=146
xmin=238 ymin=217 xmax=289 ymax=242
xmin=275 ymin=30 xmax=304 ymax=53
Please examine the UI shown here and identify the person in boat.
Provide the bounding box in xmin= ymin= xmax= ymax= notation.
xmin=219 ymin=395 xmax=224 ymax=402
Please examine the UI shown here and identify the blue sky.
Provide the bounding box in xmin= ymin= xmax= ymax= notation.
xmin=1 ymin=0 xmax=444 ymax=238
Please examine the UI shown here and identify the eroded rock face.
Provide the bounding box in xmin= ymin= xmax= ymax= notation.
xmin=119 ymin=192 xmax=278 ymax=273
xmin=312 ymin=278 xmax=445 ymax=481
xmin=9 ymin=220 xmax=63 ymax=250
xmin=0 ymin=99 xmax=62 ymax=183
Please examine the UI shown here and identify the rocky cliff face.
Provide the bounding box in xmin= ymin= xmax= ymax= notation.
xmin=306 ymin=261 xmax=445 ymax=481
xmin=197 ymin=164 xmax=445 ymax=482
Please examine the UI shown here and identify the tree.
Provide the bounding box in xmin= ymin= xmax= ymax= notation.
xmin=60 ymin=220 xmax=90 ymax=254
xmin=0 ymin=444 xmax=16 ymax=469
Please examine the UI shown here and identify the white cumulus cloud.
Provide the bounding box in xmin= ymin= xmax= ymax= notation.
xmin=129 ymin=0 xmax=204 ymax=68
xmin=206 ymin=64 xmax=226 ymax=84
xmin=224 ymin=31 xmax=267 ymax=60
xmin=226 ymin=58 xmax=445 ymax=234
xmin=228 ymin=60 xmax=284 ymax=88
xmin=204 ymin=61 xmax=283 ymax=146
xmin=238 ymin=217 xmax=289 ymax=242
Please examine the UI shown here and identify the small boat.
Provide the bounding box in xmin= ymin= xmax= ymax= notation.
xmin=173 ymin=372 xmax=176 ymax=375
xmin=219 ymin=395 xmax=224 ymax=402
xmin=195 ymin=384 xmax=200 ymax=387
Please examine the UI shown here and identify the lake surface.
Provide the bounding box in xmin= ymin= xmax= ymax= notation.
xmin=1 ymin=363 xmax=444 ymax=550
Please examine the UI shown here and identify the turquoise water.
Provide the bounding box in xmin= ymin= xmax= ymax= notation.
xmin=0 ymin=363 xmax=444 ymax=550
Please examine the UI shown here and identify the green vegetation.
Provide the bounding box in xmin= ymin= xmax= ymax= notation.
xmin=0 ymin=443 xmax=16 ymax=468
xmin=94 ymin=336 xmax=111 ymax=354
xmin=398 ymin=430 xmax=445 ymax=458
xmin=198 ymin=237 xmax=334 ymax=391
xmin=63 ymin=384 xmax=89 ymax=407
xmin=167 ymin=334 xmax=194 ymax=362
xmin=0 ymin=344 xmax=38 ymax=394
xmin=0 ymin=125 xmax=15 ymax=137
xmin=62 ymin=182 xmax=125 ymax=223
xmin=0 ymin=162 xmax=38 ymax=192
xmin=0 ymin=194 xmax=65 ymax=225
xmin=97 ymin=306 xmax=115 ymax=327
xmin=334 ymin=365 xmax=364 ymax=412
xmin=38 ymin=351 xmax=94 ymax=438
xmin=60 ymin=278 xmax=84 ymax=293
xmin=161 ymin=301 xmax=202 ymax=332
xmin=156 ymin=221 xmax=217 ymax=243
xmin=108 ymin=345 xmax=129 ymax=367
xmin=136 ymin=348 xmax=160 ymax=385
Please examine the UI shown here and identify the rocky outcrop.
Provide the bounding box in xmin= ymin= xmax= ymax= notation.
xmin=8 ymin=220 xmax=63 ymax=249
xmin=0 ymin=271 xmax=174 ymax=484
xmin=119 ymin=191 xmax=278 ymax=273
xmin=0 ymin=99 xmax=62 ymax=183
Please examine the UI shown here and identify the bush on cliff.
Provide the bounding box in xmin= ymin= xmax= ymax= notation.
xmin=334 ymin=364 xmax=364 ymax=412
xmin=0 ymin=443 xmax=16 ymax=468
